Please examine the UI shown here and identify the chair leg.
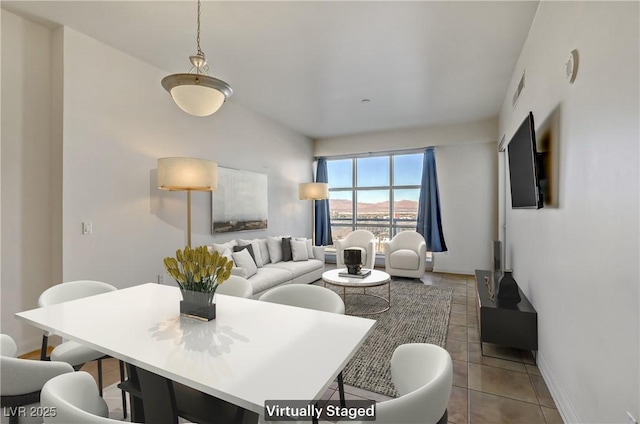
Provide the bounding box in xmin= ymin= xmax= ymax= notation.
xmin=97 ymin=358 xmax=103 ymax=397
xmin=337 ymin=371 xmax=346 ymax=407
xmin=119 ymin=360 xmax=128 ymax=419
xmin=40 ymin=335 xmax=49 ymax=361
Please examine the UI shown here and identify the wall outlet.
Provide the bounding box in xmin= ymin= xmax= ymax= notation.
xmin=157 ymin=274 xmax=164 ymax=284
xmin=628 ymin=412 xmax=638 ymax=424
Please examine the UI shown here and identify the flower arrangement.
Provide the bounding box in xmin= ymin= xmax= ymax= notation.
xmin=163 ymin=246 xmax=233 ymax=303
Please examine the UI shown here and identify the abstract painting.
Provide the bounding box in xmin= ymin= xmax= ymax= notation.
xmin=212 ymin=167 xmax=268 ymax=233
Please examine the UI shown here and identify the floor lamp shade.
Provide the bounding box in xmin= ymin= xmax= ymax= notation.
xmin=158 ymin=157 xmax=217 ymax=191
xmin=298 ymin=182 xmax=329 ymax=200
xmin=157 ymin=157 xmax=217 ymax=248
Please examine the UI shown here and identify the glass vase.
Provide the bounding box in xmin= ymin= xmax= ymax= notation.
xmin=180 ymin=290 xmax=216 ymax=321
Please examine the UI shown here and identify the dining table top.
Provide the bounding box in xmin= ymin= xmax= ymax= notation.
xmin=15 ymin=282 xmax=376 ymax=415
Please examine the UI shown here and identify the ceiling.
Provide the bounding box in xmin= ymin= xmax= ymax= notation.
xmin=3 ymin=1 xmax=539 ymax=139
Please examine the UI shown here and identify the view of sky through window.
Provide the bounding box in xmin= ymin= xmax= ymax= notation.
xmin=326 ymin=152 xmax=423 ymax=251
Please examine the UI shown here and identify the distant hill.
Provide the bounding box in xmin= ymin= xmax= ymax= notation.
xmin=330 ymin=199 xmax=417 ymax=213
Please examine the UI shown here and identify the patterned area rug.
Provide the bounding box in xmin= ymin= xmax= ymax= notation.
xmin=315 ymin=279 xmax=453 ymax=397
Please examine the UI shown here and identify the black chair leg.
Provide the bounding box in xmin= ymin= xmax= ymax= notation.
xmin=97 ymin=358 xmax=103 ymax=397
xmin=119 ymin=360 xmax=127 ymax=419
xmin=337 ymin=371 xmax=346 ymax=407
xmin=40 ymin=335 xmax=49 ymax=361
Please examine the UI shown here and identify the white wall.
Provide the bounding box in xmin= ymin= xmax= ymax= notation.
xmin=315 ymin=119 xmax=498 ymax=274
xmin=0 ymin=10 xmax=58 ymax=351
xmin=1 ymin=17 xmax=314 ymax=352
xmin=497 ymin=2 xmax=639 ymax=422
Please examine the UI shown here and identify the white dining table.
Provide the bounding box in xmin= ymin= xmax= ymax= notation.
xmin=15 ymin=283 xmax=376 ymax=422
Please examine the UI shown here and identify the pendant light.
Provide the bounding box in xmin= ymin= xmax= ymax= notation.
xmin=161 ymin=0 xmax=232 ymax=117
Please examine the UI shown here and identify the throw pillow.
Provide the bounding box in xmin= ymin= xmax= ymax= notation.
xmin=231 ymin=248 xmax=258 ymax=278
xmin=212 ymin=240 xmax=237 ymax=255
xmin=267 ymin=236 xmax=283 ymax=263
xmin=291 ymin=239 xmax=309 ymax=262
xmin=233 ymin=244 xmax=256 ymax=265
xmin=238 ymin=239 xmax=264 ymax=267
xmin=295 ymin=237 xmax=314 ymax=259
xmin=257 ymin=239 xmax=270 ymax=264
xmin=281 ymin=237 xmax=293 ymax=262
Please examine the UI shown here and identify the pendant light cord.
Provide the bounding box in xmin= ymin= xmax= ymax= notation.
xmin=196 ymin=0 xmax=203 ymax=57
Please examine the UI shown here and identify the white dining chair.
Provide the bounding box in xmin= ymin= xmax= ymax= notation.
xmin=258 ymin=284 xmax=345 ymax=314
xmin=352 ymin=343 xmax=453 ymax=424
xmin=259 ymin=283 xmax=347 ymax=411
xmin=38 ymin=280 xmax=127 ymax=416
xmin=335 ymin=230 xmax=377 ymax=270
xmin=1 ymin=334 xmax=74 ymax=424
xmin=40 ymin=371 xmax=122 ymax=423
xmin=216 ymin=275 xmax=253 ymax=298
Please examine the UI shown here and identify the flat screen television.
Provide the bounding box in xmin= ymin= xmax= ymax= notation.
xmin=507 ymin=112 xmax=543 ymax=209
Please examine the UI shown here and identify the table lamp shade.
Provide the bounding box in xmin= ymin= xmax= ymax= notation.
xmin=158 ymin=157 xmax=217 ymax=191
xmin=298 ymin=182 xmax=329 ymax=200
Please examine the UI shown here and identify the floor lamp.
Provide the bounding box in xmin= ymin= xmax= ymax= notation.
xmin=158 ymin=157 xmax=217 ymax=247
xmin=298 ymin=182 xmax=329 ymax=245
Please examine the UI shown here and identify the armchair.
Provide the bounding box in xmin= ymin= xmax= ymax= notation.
xmin=335 ymin=230 xmax=376 ymax=270
xmin=384 ymin=231 xmax=427 ymax=279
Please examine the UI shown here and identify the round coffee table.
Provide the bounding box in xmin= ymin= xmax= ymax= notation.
xmin=322 ymin=269 xmax=391 ymax=315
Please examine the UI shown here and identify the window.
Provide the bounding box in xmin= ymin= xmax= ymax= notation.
xmin=327 ymin=153 xmax=423 ymax=253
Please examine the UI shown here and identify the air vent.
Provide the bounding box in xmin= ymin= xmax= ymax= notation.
xmin=512 ymin=71 xmax=525 ymax=107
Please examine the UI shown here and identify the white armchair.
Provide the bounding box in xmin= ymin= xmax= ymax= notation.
xmin=384 ymin=231 xmax=427 ymax=279
xmin=335 ymin=230 xmax=376 ymax=270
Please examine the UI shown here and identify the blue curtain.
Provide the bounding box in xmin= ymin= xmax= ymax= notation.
xmin=417 ymin=148 xmax=448 ymax=252
xmin=314 ymin=158 xmax=333 ymax=246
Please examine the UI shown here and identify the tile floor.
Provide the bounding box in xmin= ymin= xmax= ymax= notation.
xmin=89 ymin=271 xmax=564 ymax=423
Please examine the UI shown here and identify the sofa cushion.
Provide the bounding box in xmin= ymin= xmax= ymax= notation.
xmin=266 ymin=259 xmax=323 ymax=278
xmin=232 ymin=248 xmax=258 ymax=278
xmin=248 ymin=267 xmax=293 ymax=295
xmin=211 ymin=240 xmax=237 ymax=262
xmin=281 ymin=237 xmax=293 ymax=261
xmin=295 ymin=238 xmax=314 ymax=259
xmin=233 ymin=244 xmax=256 ymax=265
xmin=291 ymin=239 xmax=309 ymax=261
xmin=267 ymin=236 xmax=283 ymax=263
xmin=389 ymin=249 xmax=420 ymax=270
xmin=238 ymin=239 xmax=264 ymax=267
xmin=257 ymin=239 xmax=270 ymax=265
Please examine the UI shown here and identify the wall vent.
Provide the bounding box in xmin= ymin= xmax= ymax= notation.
xmin=512 ymin=71 xmax=525 ymax=107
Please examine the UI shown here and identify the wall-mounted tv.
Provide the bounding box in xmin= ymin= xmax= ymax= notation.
xmin=507 ymin=112 xmax=543 ymax=209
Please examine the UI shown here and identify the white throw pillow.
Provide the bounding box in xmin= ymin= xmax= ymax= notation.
xmin=257 ymin=239 xmax=270 ymax=264
xmin=267 ymin=236 xmax=283 ymax=263
xmin=295 ymin=237 xmax=314 ymax=259
xmin=238 ymin=239 xmax=264 ymax=267
xmin=232 ymin=248 xmax=258 ymax=278
xmin=291 ymin=239 xmax=309 ymax=262
xmin=212 ymin=240 xmax=237 ymax=255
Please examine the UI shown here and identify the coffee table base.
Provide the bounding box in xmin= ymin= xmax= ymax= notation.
xmin=325 ymin=282 xmax=391 ymax=316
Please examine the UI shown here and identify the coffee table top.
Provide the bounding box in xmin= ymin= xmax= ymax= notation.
xmin=322 ymin=268 xmax=391 ymax=288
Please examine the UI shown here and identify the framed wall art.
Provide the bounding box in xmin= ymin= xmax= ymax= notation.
xmin=212 ymin=167 xmax=268 ymax=233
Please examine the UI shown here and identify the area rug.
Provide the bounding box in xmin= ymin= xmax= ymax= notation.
xmin=314 ymin=279 xmax=453 ymax=398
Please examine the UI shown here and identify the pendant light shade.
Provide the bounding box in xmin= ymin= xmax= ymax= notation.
xmin=162 ymin=0 xmax=232 ymax=117
xmin=161 ymin=73 xmax=232 ymax=117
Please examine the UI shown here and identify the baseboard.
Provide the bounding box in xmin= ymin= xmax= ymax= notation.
xmin=537 ymin=350 xmax=581 ymax=423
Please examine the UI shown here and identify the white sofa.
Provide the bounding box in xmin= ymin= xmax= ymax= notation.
xmin=210 ymin=237 xmax=325 ymax=299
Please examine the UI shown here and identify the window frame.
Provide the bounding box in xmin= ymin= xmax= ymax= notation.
xmin=326 ymin=152 xmax=423 ymax=251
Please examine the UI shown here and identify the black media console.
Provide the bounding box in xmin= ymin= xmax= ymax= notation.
xmin=474 ymin=270 xmax=538 ymax=354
